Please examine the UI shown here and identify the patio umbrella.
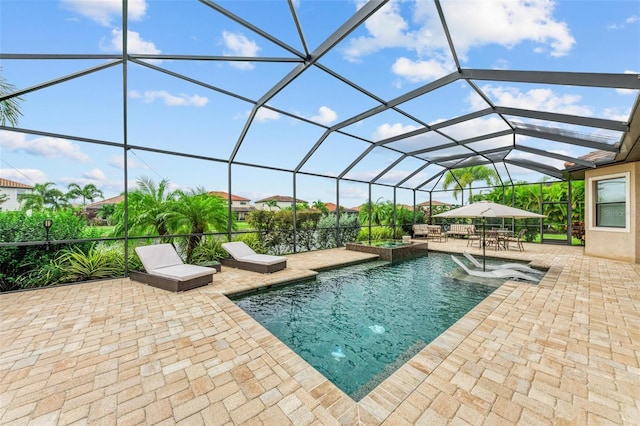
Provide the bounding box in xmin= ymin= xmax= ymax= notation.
xmin=433 ymin=201 xmax=546 ymax=271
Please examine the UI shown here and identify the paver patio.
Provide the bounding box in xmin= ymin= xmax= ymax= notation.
xmin=1 ymin=240 xmax=639 ymax=425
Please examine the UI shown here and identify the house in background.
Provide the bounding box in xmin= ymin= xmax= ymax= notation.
xmin=254 ymin=195 xmax=307 ymax=211
xmin=323 ymin=202 xmax=359 ymax=215
xmin=208 ymin=191 xmax=254 ymax=220
xmin=0 ymin=178 xmax=34 ymax=211
xmin=84 ymin=195 xmax=124 ymax=213
xmin=83 ymin=195 xmax=124 ymax=224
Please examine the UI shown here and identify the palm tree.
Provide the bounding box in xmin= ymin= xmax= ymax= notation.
xmin=67 ymin=183 xmax=104 ymax=207
xmin=358 ymin=198 xmax=393 ymax=226
xmin=264 ymin=199 xmax=280 ymax=210
xmin=113 ymin=177 xmax=177 ymax=238
xmin=312 ymin=200 xmax=329 ymax=215
xmin=442 ymin=166 xmax=499 ymax=201
xmin=17 ymin=182 xmax=66 ymax=211
xmin=169 ymin=188 xmax=233 ymax=262
xmin=0 ymin=70 xmax=23 ymax=126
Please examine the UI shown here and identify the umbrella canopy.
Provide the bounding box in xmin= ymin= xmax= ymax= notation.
xmin=433 ymin=200 xmax=546 ymax=219
xmin=434 ymin=201 xmax=545 ymax=271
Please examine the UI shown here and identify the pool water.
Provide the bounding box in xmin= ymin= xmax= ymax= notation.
xmin=230 ymin=252 xmax=499 ymax=400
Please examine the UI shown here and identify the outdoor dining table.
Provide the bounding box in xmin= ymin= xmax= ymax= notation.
xmin=495 ymin=229 xmax=514 ymax=249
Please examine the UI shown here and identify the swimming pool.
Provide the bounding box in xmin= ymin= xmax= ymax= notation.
xmin=230 ymin=252 xmax=501 ymax=400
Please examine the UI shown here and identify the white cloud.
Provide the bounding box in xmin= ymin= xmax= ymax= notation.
xmin=61 ymin=0 xmax=147 ymax=26
xmin=372 ymin=122 xmax=419 ymax=141
xmin=343 ymin=1 xmax=413 ymax=62
xmin=83 ymin=168 xmax=106 ymax=181
xmin=438 ymin=116 xmax=510 ymax=140
xmin=254 ymin=107 xmax=280 ymax=122
xmin=508 ymin=151 xmax=564 ymax=170
xmin=309 ymin=106 xmax=338 ymax=125
xmin=100 ymin=29 xmax=160 ymax=56
xmin=128 ymin=90 xmax=208 ymax=107
xmin=222 ymin=31 xmax=261 ymax=70
xmin=616 ymin=70 xmax=639 ymax=96
xmin=607 ymin=14 xmax=639 ymax=30
xmin=108 ymin=155 xmax=145 ymax=169
xmin=391 ymin=57 xmax=451 ymax=83
xmin=0 ymin=168 xmax=47 ymax=184
xmin=469 ymin=85 xmax=593 ymax=116
xmin=0 ymin=131 xmax=89 ymax=162
xmin=602 ymin=107 xmax=632 ymax=122
xmin=344 ymin=0 xmax=576 ymax=75
xmin=436 ymin=0 xmax=575 ymax=58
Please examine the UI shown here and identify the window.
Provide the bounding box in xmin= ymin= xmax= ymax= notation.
xmin=594 ymin=176 xmax=626 ymax=228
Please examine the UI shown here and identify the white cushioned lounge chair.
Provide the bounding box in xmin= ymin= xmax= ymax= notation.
xmin=131 ymin=244 xmax=216 ymax=292
xmin=221 ymin=242 xmax=287 ymax=273
xmin=463 ymin=251 xmax=543 ymax=275
xmin=451 ymin=255 xmax=539 ymax=282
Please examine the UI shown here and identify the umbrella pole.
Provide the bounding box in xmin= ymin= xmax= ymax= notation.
xmin=482 ymin=218 xmax=486 ymax=271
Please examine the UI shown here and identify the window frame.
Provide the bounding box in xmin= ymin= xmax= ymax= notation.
xmin=587 ymin=171 xmax=630 ymax=233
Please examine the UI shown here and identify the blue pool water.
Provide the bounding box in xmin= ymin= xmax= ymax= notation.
xmin=230 ymin=252 xmax=500 ymax=400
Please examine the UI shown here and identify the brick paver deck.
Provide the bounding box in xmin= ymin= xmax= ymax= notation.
xmin=1 ymin=240 xmax=639 ymax=425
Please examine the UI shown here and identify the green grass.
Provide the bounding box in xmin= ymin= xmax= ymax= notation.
xmin=235 ymin=222 xmax=252 ymax=230
xmin=92 ymin=225 xmax=114 ymax=236
xmin=532 ymin=233 xmax=583 ymax=245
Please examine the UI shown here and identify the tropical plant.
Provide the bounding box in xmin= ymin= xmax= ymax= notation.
xmin=0 ymin=210 xmax=97 ymax=291
xmin=442 ymin=166 xmax=499 ymax=201
xmin=0 ymin=70 xmax=23 ymax=126
xmin=359 ymin=198 xmax=393 ymax=226
xmin=58 ymin=245 xmax=123 ymax=282
xmin=112 ymin=177 xmax=176 ymax=238
xmin=191 ymin=237 xmax=227 ymax=264
xmin=264 ymin=199 xmax=280 ymax=210
xmin=66 ymin=183 xmax=104 ymax=206
xmin=312 ymin=200 xmax=329 ymax=215
xmin=17 ymin=182 xmax=69 ymax=211
xmin=169 ymin=188 xmax=233 ymax=262
xmin=357 ymin=226 xmax=395 ymax=241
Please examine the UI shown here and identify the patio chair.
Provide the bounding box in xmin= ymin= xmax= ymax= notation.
xmin=505 ymin=228 xmax=527 ymax=251
xmin=131 ymin=244 xmax=216 ymax=292
xmin=221 ymin=242 xmax=287 ymax=273
xmin=485 ymin=230 xmax=501 ymax=251
xmin=466 ymin=227 xmax=481 ymax=247
xmin=451 ymin=255 xmax=539 ymax=282
xmin=463 ymin=251 xmax=543 ymax=275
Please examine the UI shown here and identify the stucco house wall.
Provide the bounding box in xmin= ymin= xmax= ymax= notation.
xmin=0 ymin=179 xmax=33 ymax=211
xmin=584 ymin=161 xmax=639 ymax=263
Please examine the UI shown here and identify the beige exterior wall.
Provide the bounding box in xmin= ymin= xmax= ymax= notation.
xmin=584 ymin=161 xmax=639 ymax=263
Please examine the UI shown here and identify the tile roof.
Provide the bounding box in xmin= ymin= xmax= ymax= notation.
xmin=0 ymin=178 xmax=33 ymax=189
xmin=255 ymin=195 xmax=307 ymax=203
xmin=208 ymin=191 xmax=251 ymax=202
xmin=84 ymin=195 xmax=124 ymax=209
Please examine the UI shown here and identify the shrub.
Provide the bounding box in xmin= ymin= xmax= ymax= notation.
xmin=357 ymin=226 xmax=395 ymax=241
xmin=0 ymin=210 xmax=95 ymax=292
xmin=58 ymin=244 xmax=123 ymax=282
xmin=191 ymin=237 xmax=227 ymax=264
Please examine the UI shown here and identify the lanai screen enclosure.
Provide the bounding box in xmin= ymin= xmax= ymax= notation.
xmin=1 ymin=1 xmax=639 ymax=245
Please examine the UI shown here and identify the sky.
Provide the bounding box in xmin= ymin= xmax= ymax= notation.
xmin=1 ymin=0 xmax=639 ymax=208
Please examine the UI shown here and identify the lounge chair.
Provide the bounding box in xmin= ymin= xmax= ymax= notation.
xmin=131 ymin=244 xmax=216 ymax=292
xmin=463 ymin=251 xmax=543 ymax=275
xmin=221 ymin=242 xmax=287 ymax=273
xmin=451 ymin=255 xmax=539 ymax=282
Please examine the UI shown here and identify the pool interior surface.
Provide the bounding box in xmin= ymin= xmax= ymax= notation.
xmin=230 ymin=252 xmax=507 ymax=400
